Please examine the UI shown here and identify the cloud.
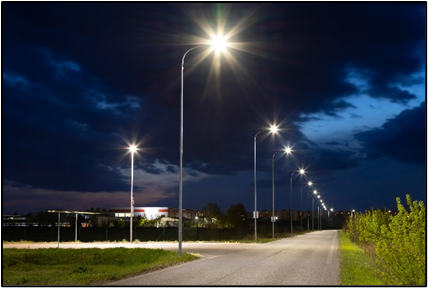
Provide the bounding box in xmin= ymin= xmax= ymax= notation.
xmin=354 ymin=102 xmax=425 ymax=164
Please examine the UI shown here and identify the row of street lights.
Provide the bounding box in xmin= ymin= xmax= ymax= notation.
xmin=127 ymin=36 xmax=334 ymax=255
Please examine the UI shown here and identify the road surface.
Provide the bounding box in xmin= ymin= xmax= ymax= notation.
xmin=4 ymin=230 xmax=339 ymax=285
xmin=109 ymin=230 xmax=339 ymax=285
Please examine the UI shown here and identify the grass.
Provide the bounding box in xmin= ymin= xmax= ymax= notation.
xmin=2 ymin=248 xmax=198 ymax=285
xmin=338 ymin=231 xmax=383 ymax=285
xmin=6 ymin=231 xmax=383 ymax=285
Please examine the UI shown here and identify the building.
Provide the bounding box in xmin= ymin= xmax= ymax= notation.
xmin=109 ymin=207 xmax=168 ymax=220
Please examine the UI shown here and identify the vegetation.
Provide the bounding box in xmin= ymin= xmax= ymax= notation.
xmin=338 ymin=231 xmax=383 ymax=285
xmin=2 ymin=248 xmax=197 ymax=285
xmin=225 ymin=203 xmax=247 ymax=227
xmin=345 ymin=194 xmax=425 ymax=285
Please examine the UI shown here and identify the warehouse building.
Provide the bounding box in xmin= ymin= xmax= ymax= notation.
xmin=109 ymin=207 xmax=168 ymax=220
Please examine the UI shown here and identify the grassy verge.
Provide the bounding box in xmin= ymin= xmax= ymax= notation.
xmin=338 ymin=231 xmax=383 ymax=285
xmin=3 ymin=248 xmax=198 ymax=285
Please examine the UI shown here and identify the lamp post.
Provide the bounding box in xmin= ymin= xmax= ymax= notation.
xmin=271 ymin=147 xmax=292 ymax=239
xmin=306 ymin=181 xmax=313 ymax=231
xmin=290 ymin=169 xmax=305 ymax=235
xmin=272 ymin=152 xmax=278 ymax=239
xmin=317 ymin=194 xmax=321 ymax=230
xmin=179 ymin=37 xmax=227 ymax=256
xmin=129 ymin=145 xmax=137 ymax=243
xmin=299 ymin=178 xmax=308 ymax=231
xmin=254 ymin=126 xmax=278 ymax=241
xmin=312 ymin=190 xmax=317 ymax=230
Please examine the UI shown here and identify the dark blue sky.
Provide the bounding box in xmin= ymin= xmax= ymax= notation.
xmin=2 ymin=2 xmax=426 ymax=215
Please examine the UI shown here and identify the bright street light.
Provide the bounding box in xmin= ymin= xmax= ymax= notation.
xmin=290 ymin=168 xmax=305 ymax=235
xmin=129 ymin=144 xmax=137 ymax=243
xmin=254 ymin=125 xmax=278 ymax=241
xmin=179 ymin=36 xmax=228 ymax=256
xmin=298 ymin=170 xmax=307 ymax=231
xmin=312 ymin=190 xmax=318 ymax=230
xmin=272 ymin=145 xmax=291 ymax=239
xmin=306 ymin=181 xmax=313 ymax=230
xmin=210 ymin=35 xmax=228 ymax=52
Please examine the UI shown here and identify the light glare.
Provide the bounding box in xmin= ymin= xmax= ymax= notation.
xmin=284 ymin=147 xmax=292 ymax=154
xmin=269 ymin=125 xmax=279 ymax=134
xmin=210 ymin=36 xmax=228 ymax=52
xmin=129 ymin=145 xmax=137 ymax=153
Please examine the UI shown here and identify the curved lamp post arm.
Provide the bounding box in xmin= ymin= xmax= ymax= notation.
xmin=179 ymin=45 xmax=202 ymax=256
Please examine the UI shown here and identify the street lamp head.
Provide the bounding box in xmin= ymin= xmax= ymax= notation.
xmin=129 ymin=145 xmax=137 ymax=153
xmin=308 ymin=181 xmax=313 ymax=186
xmin=210 ymin=35 xmax=228 ymax=52
xmin=269 ymin=125 xmax=279 ymax=134
xmin=317 ymin=195 xmax=320 ymax=198
xmin=284 ymin=147 xmax=292 ymax=154
xmin=313 ymin=190 xmax=317 ymax=194
xmin=299 ymin=169 xmax=305 ymax=175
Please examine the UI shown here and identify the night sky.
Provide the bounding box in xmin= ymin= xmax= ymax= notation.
xmin=3 ymin=3 xmax=426 ymax=215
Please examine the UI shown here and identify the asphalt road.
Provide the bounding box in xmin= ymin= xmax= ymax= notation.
xmin=4 ymin=230 xmax=339 ymax=285
xmin=108 ymin=230 xmax=340 ymax=286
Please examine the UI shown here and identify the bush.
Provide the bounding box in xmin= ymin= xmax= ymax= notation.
xmin=345 ymin=194 xmax=425 ymax=285
xmin=376 ymin=195 xmax=425 ymax=285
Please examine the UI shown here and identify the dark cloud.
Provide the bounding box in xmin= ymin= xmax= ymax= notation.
xmin=2 ymin=2 xmax=425 ymax=213
xmin=355 ymin=102 xmax=425 ymax=164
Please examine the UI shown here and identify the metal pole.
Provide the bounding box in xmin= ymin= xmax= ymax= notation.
xmin=57 ymin=212 xmax=60 ymax=248
xmin=318 ymin=206 xmax=320 ymax=230
xmin=272 ymin=152 xmax=277 ymax=238
xmin=179 ymin=46 xmax=201 ymax=256
xmin=300 ymin=185 xmax=303 ymax=231
xmin=290 ymin=173 xmax=293 ymax=235
xmin=254 ymin=131 xmax=262 ymax=241
xmin=312 ymin=197 xmax=314 ymax=230
xmin=75 ymin=213 xmax=78 ymax=242
xmin=307 ymin=192 xmax=310 ymax=231
xmin=130 ymin=149 xmax=134 ymax=243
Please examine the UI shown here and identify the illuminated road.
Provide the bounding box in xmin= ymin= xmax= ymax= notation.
xmin=4 ymin=230 xmax=339 ymax=285
xmin=108 ymin=230 xmax=339 ymax=286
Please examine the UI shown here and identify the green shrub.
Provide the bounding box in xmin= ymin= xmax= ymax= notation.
xmin=376 ymin=195 xmax=425 ymax=285
xmin=344 ymin=194 xmax=425 ymax=285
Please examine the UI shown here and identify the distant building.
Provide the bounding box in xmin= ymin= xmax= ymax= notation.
xmin=109 ymin=207 xmax=168 ymax=220
xmin=167 ymin=208 xmax=197 ymax=219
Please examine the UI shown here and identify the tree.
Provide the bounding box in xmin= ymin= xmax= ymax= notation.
xmin=225 ymin=203 xmax=247 ymax=228
xmin=200 ymin=202 xmax=222 ymax=226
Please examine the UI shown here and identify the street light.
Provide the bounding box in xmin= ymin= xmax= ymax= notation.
xmin=290 ymin=168 xmax=305 ymax=235
xmin=299 ymin=172 xmax=309 ymax=231
xmin=129 ymin=144 xmax=137 ymax=243
xmin=306 ymin=181 xmax=313 ymax=230
xmin=271 ymin=146 xmax=292 ymax=239
xmin=317 ymin=194 xmax=321 ymax=230
xmin=312 ymin=190 xmax=317 ymax=230
xmin=254 ymin=125 xmax=278 ymax=241
xmin=179 ymin=36 xmax=228 ymax=256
